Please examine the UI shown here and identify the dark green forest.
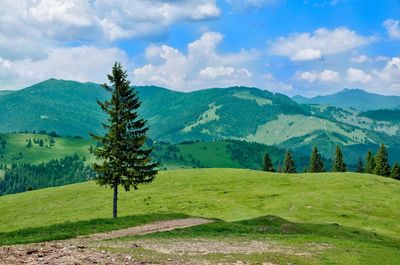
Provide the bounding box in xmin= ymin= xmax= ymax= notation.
xmin=0 ymin=155 xmax=95 ymax=195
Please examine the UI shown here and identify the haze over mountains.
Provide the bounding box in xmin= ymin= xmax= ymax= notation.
xmin=1 ymin=79 xmax=400 ymax=161
xmin=292 ymin=88 xmax=400 ymax=111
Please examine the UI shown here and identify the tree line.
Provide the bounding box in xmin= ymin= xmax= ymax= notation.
xmin=0 ymin=154 xmax=96 ymax=196
xmin=263 ymin=143 xmax=400 ymax=180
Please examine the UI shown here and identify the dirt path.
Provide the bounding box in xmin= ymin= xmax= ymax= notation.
xmin=0 ymin=217 xmax=213 ymax=265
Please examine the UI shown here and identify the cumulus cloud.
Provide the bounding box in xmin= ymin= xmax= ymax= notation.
xmin=0 ymin=0 xmax=220 ymax=60
xmin=296 ymin=70 xmax=339 ymax=83
xmin=1 ymin=46 xmax=128 ymax=89
xmin=383 ymin=19 xmax=400 ymax=40
xmin=269 ymin=27 xmax=374 ymax=61
xmin=346 ymin=67 xmax=372 ymax=83
xmin=132 ymin=32 xmax=257 ymax=91
xmin=376 ymin=57 xmax=400 ymax=83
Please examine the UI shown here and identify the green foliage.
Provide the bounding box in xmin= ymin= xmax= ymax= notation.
xmin=356 ymin=157 xmax=364 ymax=173
xmin=91 ymin=63 xmax=157 ymax=218
xmin=374 ymin=144 xmax=391 ymax=177
xmin=361 ymin=109 xmax=400 ymax=122
xmin=365 ymin=150 xmax=376 ymax=174
xmin=309 ymin=146 xmax=324 ymax=173
xmin=283 ymin=151 xmax=296 ymax=173
xmin=332 ymin=145 xmax=346 ymax=172
xmin=391 ymin=162 xmax=400 ymax=180
xmin=0 ymin=155 xmax=94 ymax=195
xmin=262 ymin=153 xmax=274 ymax=172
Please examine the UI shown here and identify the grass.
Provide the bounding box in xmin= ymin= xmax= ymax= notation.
xmin=1 ymin=168 xmax=400 ymax=263
xmin=114 ymin=215 xmax=400 ymax=264
xmin=0 ymin=213 xmax=188 ymax=246
xmin=246 ymin=114 xmax=369 ymax=146
xmin=0 ymin=133 xmax=94 ymax=165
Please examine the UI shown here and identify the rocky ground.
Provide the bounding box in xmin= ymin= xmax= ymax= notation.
xmin=0 ymin=218 xmax=213 ymax=265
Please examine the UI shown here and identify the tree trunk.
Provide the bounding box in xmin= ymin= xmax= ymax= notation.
xmin=113 ymin=184 xmax=118 ymax=218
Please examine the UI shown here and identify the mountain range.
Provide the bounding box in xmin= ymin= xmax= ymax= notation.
xmin=1 ymin=79 xmax=400 ymax=161
xmin=292 ymin=88 xmax=400 ymax=111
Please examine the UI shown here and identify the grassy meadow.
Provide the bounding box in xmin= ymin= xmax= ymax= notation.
xmin=1 ymin=168 xmax=400 ymax=263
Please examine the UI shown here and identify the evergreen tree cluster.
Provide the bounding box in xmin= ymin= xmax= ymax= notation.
xmin=262 ymin=143 xmax=400 ymax=180
xmin=364 ymin=144 xmax=399 ymax=179
xmin=0 ymin=154 xmax=95 ymax=196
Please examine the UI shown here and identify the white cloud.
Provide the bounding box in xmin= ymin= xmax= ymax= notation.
xmin=297 ymin=70 xmax=339 ymax=83
xmin=291 ymin=49 xmax=322 ymax=61
xmin=377 ymin=57 xmax=400 ymax=83
xmin=351 ymin=54 xmax=371 ymax=64
xmin=199 ymin=67 xmax=252 ymax=80
xmin=1 ymin=46 xmax=128 ymax=89
xmin=226 ymin=0 xmax=281 ymax=9
xmin=133 ymin=32 xmax=257 ymax=91
xmin=269 ymin=27 xmax=374 ymax=61
xmin=383 ymin=19 xmax=400 ymax=40
xmin=0 ymin=0 xmax=220 ymax=60
xmin=346 ymin=67 xmax=372 ymax=83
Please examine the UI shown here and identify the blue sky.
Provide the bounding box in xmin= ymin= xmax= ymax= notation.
xmin=0 ymin=0 xmax=399 ymax=96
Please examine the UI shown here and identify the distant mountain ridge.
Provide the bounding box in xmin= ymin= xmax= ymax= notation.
xmin=293 ymin=88 xmax=400 ymax=111
xmin=0 ymin=79 xmax=400 ymax=160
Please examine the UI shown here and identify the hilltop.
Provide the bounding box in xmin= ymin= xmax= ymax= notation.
xmin=1 ymin=169 xmax=400 ymax=264
xmin=293 ymin=88 xmax=400 ymax=111
xmin=0 ymin=79 xmax=400 ymax=160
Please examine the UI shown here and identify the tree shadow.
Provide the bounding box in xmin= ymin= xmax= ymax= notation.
xmin=0 ymin=212 xmax=189 ymax=246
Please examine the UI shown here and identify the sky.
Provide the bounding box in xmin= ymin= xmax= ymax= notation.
xmin=0 ymin=0 xmax=399 ymax=97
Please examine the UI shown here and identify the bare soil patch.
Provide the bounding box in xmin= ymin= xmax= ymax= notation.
xmin=0 ymin=218 xmax=212 ymax=265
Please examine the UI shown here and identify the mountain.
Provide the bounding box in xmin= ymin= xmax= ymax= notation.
xmin=293 ymin=88 xmax=400 ymax=111
xmin=0 ymin=79 xmax=400 ymax=159
xmin=0 ymin=90 xmax=14 ymax=97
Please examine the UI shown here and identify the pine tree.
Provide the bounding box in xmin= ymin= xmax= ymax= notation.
xmin=90 ymin=63 xmax=158 ymax=218
xmin=26 ymin=139 xmax=32 ymax=148
xmin=391 ymin=162 xmax=400 ymax=180
xmin=356 ymin=157 xmax=364 ymax=173
xmin=262 ymin=153 xmax=274 ymax=172
xmin=365 ymin=150 xmax=376 ymax=174
xmin=283 ymin=151 xmax=296 ymax=173
xmin=332 ymin=145 xmax=346 ymax=172
xmin=309 ymin=146 xmax=324 ymax=173
xmin=374 ymin=143 xmax=391 ymax=177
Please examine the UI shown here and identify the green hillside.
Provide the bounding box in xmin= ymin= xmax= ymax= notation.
xmin=293 ymin=88 xmax=400 ymax=111
xmin=1 ymin=169 xmax=400 ymax=264
xmin=0 ymin=133 xmax=94 ymax=165
xmin=0 ymin=133 xmax=312 ymax=171
xmin=0 ymin=79 xmax=399 ymax=160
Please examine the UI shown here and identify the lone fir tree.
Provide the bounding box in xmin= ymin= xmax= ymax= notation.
xmin=365 ymin=150 xmax=376 ymax=174
xmin=309 ymin=146 xmax=324 ymax=173
xmin=374 ymin=143 xmax=391 ymax=177
xmin=283 ymin=151 xmax=296 ymax=174
xmin=263 ymin=153 xmax=274 ymax=172
xmin=332 ymin=145 xmax=346 ymax=172
xmin=91 ymin=63 xmax=158 ymax=218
